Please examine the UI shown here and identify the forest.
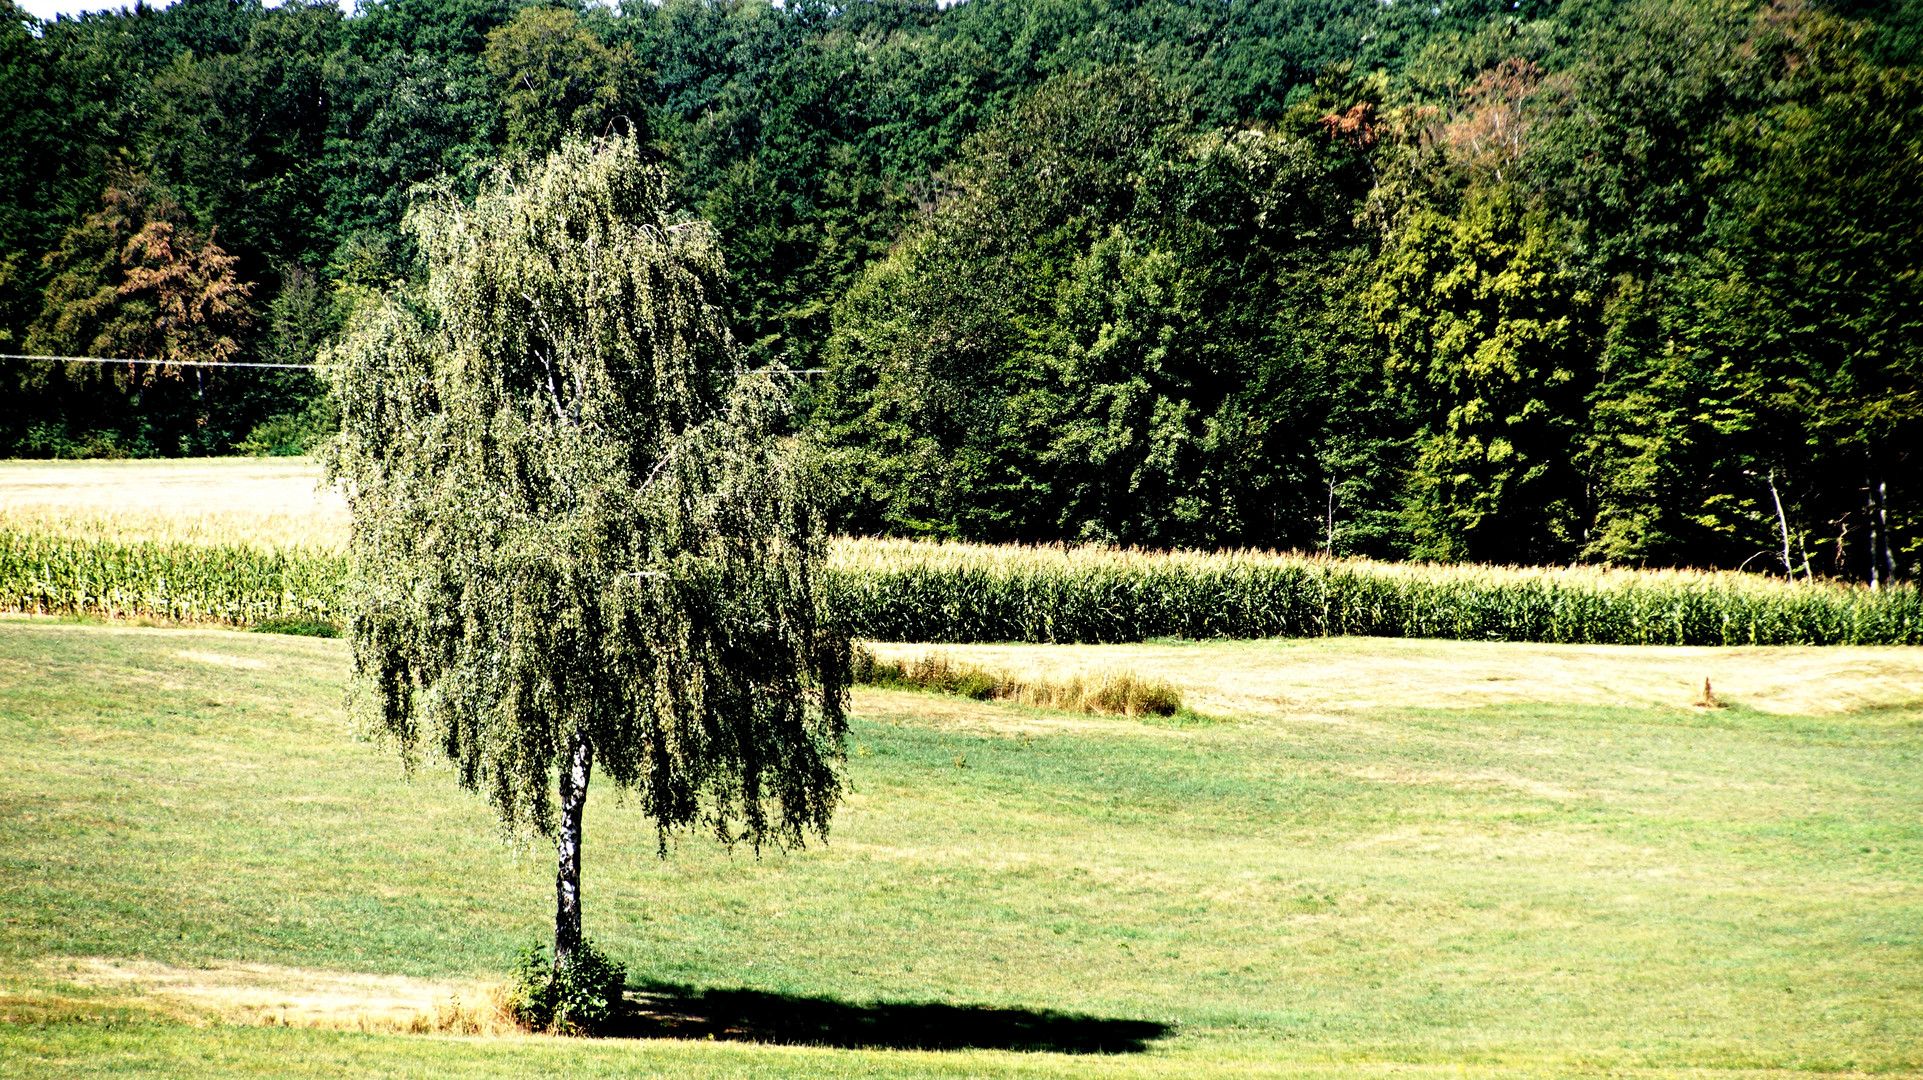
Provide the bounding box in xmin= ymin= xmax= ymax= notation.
xmin=0 ymin=0 xmax=1918 ymax=581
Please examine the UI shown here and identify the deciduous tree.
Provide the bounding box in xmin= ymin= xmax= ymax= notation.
xmin=1372 ymin=183 xmax=1594 ymax=562
xmin=325 ymin=134 xmax=849 ymax=969
xmin=484 ymin=6 xmax=641 ymax=155
xmin=28 ymin=176 xmax=254 ymax=378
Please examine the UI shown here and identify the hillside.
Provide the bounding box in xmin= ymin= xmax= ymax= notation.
xmin=1 ymin=0 xmax=1918 ymax=577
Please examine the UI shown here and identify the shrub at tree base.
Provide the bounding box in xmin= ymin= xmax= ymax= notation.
xmin=506 ymin=939 xmax=628 ymax=1036
xmin=250 ymin=613 xmax=341 ymax=637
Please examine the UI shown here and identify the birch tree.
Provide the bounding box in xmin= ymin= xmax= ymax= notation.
xmin=325 ymin=133 xmax=849 ymax=971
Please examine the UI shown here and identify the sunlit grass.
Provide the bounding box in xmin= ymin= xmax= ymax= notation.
xmin=1 ymin=620 xmax=1918 ymax=1077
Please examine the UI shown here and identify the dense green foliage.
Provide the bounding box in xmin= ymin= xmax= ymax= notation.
xmin=506 ymin=938 xmax=630 ymax=1035
xmin=0 ymin=0 xmax=1917 ymax=579
xmin=6 ymin=529 xmax=1920 ymax=645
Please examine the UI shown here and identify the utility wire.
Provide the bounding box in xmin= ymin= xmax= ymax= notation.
xmin=0 ymin=353 xmax=827 ymax=375
xmin=0 ymin=352 xmax=320 ymax=370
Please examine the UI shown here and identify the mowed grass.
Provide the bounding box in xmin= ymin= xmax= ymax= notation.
xmin=1 ymin=620 xmax=1921 ymax=1077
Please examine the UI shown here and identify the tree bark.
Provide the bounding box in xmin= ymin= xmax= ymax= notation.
xmin=1875 ymin=475 xmax=1897 ymax=586
xmin=554 ymin=728 xmax=593 ymax=969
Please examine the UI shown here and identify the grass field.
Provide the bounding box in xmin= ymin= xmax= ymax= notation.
xmin=2 ymin=618 xmax=1919 ymax=1077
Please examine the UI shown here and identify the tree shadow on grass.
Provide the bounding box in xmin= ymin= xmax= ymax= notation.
xmin=609 ymin=982 xmax=1172 ymax=1053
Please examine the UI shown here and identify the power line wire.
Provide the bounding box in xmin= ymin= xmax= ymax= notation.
xmin=0 ymin=353 xmax=827 ymax=374
xmin=0 ymin=352 xmax=320 ymax=370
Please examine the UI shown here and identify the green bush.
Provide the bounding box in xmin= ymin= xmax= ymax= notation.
xmin=505 ymin=939 xmax=627 ymax=1036
xmin=250 ymin=614 xmax=341 ymax=638
xmin=954 ymin=671 xmax=999 ymax=700
xmin=234 ymin=397 xmax=338 ymax=457
xmin=504 ymin=943 xmax=559 ymax=1030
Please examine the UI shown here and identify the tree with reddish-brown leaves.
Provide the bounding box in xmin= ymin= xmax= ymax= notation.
xmin=26 ymin=175 xmax=253 ymax=386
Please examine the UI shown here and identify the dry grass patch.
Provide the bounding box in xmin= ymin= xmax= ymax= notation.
xmin=848 ymin=686 xmax=1161 ymax=738
xmin=869 ymin=637 xmax=1923 ymax=718
xmin=0 ymin=457 xmax=345 ymax=521
xmin=0 ymin=457 xmax=346 ymax=550
xmin=853 ymin=645 xmax=1183 ymax=718
xmin=0 ymin=508 xmax=345 ymax=552
xmin=1344 ymin=764 xmax=1579 ymax=800
xmin=175 ymin=649 xmax=269 ymax=669
xmin=42 ymin=957 xmax=519 ymax=1035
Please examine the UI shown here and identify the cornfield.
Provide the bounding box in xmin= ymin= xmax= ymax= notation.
xmin=3 ymin=526 xmax=1920 ymax=646
xmin=823 ymin=539 xmax=1923 ymax=646
xmin=0 ymin=529 xmax=347 ymax=626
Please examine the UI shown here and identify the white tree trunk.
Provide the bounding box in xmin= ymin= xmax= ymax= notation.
xmin=1767 ymin=468 xmax=1795 ymax=577
xmin=555 ymin=729 xmax=593 ymax=968
xmin=1868 ymin=461 xmax=1897 ymax=589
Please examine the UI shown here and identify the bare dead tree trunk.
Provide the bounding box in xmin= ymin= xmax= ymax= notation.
xmin=1867 ymin=458 xmax=1896 ymax=589
xmin=555 ymin=728 xmax=593 ymax=969
xmin=1326 ymin=478 xmax=1338 ymax=553
xmin=1767 ymin=468 xmax=1795 ymax=578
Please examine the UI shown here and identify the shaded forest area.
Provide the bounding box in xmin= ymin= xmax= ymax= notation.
xmin=1 ymin=0 xmax=1918 ymax=579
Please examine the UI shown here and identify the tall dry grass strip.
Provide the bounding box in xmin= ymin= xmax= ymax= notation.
xmin=852 ymin=646 xmax=1183 ymax=717
xmin=0 ymin=508 xmax=347 ymax=552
